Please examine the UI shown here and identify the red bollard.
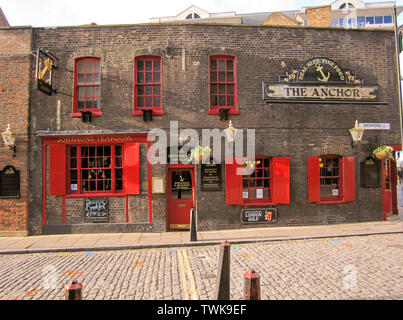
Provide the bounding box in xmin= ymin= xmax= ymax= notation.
xmin=244 ymin=269 xmax=261 ymax=300
xmin=65 ymin=279 xmax=83 ymax=300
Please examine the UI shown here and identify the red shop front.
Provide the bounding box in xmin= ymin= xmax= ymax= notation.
xmin=37 ymin=130 xmax=153 ymax=234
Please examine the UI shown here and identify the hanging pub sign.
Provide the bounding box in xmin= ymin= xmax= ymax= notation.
xmin=263 ymin=57 xmax=380 ymax=103
xmin=84 ymin=198 xmax=109 ymax=222
xmin=34 ymin=48 xmax=58 ymax=96
xmin=201 ymin=159 xmax=222 ymax=191
xmin=241 ymin=208 xmax=277 ymax=224
xmin=0 ymin=165 xmax=20 ymax=197
xmin=360 ymin=157 xmax=380 ymax=188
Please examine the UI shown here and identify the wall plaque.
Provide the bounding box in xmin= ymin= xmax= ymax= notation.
xmin=360 ymin=157 xmax=380 ymax=188
xmin=263 ymin=57 xmax=380 ymax=104
xmin=0 ymin=165 xmax=20 ymax=197
xmin=84 ymin=198 xmax=109 ymax=222
xmin=201 ymin=161 xmax=222 ymax=191
xmin=241 ymin=208 xmax=277 ymax=224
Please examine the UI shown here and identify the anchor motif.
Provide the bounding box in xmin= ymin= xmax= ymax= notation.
xmin=316 ymin=65 xmax=330 ymax=82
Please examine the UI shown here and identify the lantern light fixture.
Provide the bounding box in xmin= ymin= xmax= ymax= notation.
xmin=1 ymin=124 xmax=16 ymax=157
xmin=349 ymin=120 xmax=365 ymax=146
xmin=224 ymin=120 xmax=238 ymax=143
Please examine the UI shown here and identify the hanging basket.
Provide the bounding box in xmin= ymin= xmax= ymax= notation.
xmin=374 ymin=152 xmax=388 ymax=160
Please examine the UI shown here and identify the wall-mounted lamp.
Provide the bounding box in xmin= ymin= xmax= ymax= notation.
xmin=1 ymin=124 xmax=16 ymax=157
xmin=224 ymin=120 xmax=238 ymax=143
xmin=349 ymin=120 xmax=365 ymax=146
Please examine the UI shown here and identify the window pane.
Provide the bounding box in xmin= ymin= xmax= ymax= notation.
xmin=85 ymin=100 xmax=93 ymax=109
xmin=357 ymin=16 xmax=365 ymax=27
xmin=227 ymin=72 xmax=234 ymax=82
xmin=210 ymin=72 xmax=217 ymax=82
xmin=219 ymin=71 xmax=225 ymax=82
xmin=86 ymin=74 xmax=93 ymax=83
xmin=78 ymin=87 xmax=85 ymax=97
xmin=154 ymin=96 xmax=161 ymax=107
xmin=115 ymin=145 xmax=122 ymax=156
xmin=218 ymin=60 xmax=225 ymax=70
xmin=70 ymin=147 xmax=77 ymax=157
xmin=137 ymin=97 xmax=144 ymax=107
xmin=219 ymin=95 xmax=226 ymax=106
xmin=94 ymin=99 xmax=100 ymax=109
xmin=145 ymin=72 xmax=152 ymax=83
xmin=227 ymin=84 xmax=234 ymax=94
xmin=146 ymin=96 xmax=152 ymax=107
xmin=154 ymin=85 xmax=161 ymax=95
xmin=94 ymin=87 xmax=100 ymax=97
xmin=78 ymin=62 xmax=85 ymax=73
xmin=153 ymin=72 xmax=160 ymax=83
xmin=210 ymin=59 xmax=217 ymax=71
xmin=85 ymin=63 xmax=93 ymax=73
xmin=115 ymin=179 xmax=123 ymax=190
xmin=145 ymin=60 xmax=152 ymax=71
xmin=78 ymin=74 xmax=85 ymax=85
xmin=210 ymin=95 xmax=217 ymax=106
xmin=145 ymin=86 xmax=153 ymax=95
xmin=137 ymin=60 xmax=144 ymax=71
xmin=137 ymin=72 xmax=144 ymax=83
xmin=86 ymin=86 xmax=93 ymax=97
xmin=366 ymin=16 xmax=374 ymax=24
xmin=384 ymin=16 xmax=392 ymax=23
xmin=210 ymin=84 xmax=217 ymax=94
xmin=70 ymin=158 xmax=77 ymax=168
xmin=218 ymin=84 xmax=225 ymax=94
xmin=375 ymin=16 xmax=383 ymax=24
xmin=226 ymin=59 xmax=233 ymax=70
xmin=78 ymin=100 xmax=85 ymax=109
xmin=227 ymin=96 xmax=234 ymax=106
xmin=137 ymin=85 xmax=144 ymax=95
xmin=153 ymin=60 xmax=160 ymax=71
xmin=94 ymin=74 xmax=100 ymax=84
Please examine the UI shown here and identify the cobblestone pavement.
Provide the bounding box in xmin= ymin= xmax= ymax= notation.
xmin=0 ymin=233 xmax=402 ymax=300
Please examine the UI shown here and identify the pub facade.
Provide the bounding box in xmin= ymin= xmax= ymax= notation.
xmin=1 ymin=22 xmax=400 ymax=235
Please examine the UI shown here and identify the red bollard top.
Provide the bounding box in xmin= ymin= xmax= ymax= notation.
xmin=66 ymin=279 xmax=83 ymax=291
xmin=244 ymin=269 xmax=260 ymax=280
xmin=221 ymin=240 xmax=231 ymax=247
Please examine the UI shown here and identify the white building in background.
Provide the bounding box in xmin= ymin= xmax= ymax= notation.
xmin=150 ymin=0 xmax=403 ymax=29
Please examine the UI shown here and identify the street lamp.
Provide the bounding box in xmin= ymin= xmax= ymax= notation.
xmin=349 ymin=120 xmax=365 ymax=222
xmin=224 ymin=120 xmax=238 ymax=143
xmin=349 ymin=120 xmax=365 ymax=146
xmin=1 ymin=124 xmax=16 ymax=157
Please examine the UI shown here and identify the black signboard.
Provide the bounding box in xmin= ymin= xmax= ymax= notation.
xmin=167 ymin=146 xmax=191 ymax=164
xmin=84 ymin=198 xmax=109 ymax=222
xmin=201 ymin=162 xmax=222 ymax=191
xmin=172 ymin=171 xmax=192 ymax=191
xmin=360 ymin=157 xmax=380 ymax=188
xmin=36 ymin=79 xmax=53 ymax=96
xmin=241 ymin=208 xmax=277 ymax=224
xmin=0 ymin=165 xmax=20 ymax=197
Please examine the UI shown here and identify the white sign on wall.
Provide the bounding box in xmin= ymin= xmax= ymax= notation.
xmin=359 ymin=123 xmax=390 ymax=130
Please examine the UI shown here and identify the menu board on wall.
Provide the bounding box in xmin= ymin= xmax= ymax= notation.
xmin=201 ymin=163 xmax=222 ymax=191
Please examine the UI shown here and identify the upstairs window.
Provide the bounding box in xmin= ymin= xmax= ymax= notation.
xmin=73 ymin=57 xmax=101 ymax=116
xmin=133 ymin=55 xmax=163 ymax=115
xmin=209 ymin=55 xmax=239 ymax=115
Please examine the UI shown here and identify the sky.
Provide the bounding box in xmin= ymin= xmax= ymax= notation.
xmin=1 ymin=0 xmax=403 ymax=27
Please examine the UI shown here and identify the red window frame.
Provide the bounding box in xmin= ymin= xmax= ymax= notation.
xmin=242 ymin=156 xmax=272 ymax=203
xmin=68 ymin=145 xmax=123 ymax=194
xmin=133 ymin=55 xmax=163 ymax=116
xmin=71 ymin=57 xmax=102 ymax=117
xmin=307 ymin=155 xmax=355 ymax=204
xmin=208 ymin=54 xmax=239 ymax=115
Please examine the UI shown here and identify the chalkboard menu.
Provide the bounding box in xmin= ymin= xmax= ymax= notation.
xmin=201 ymin=162 xmax=222 ymax=191
xmin=241 ymin=208 xmax=277 ymax=224
xmin=360 ymin=157 xmax=379 ymax=188
xmin=0 ymin=165 xmax=20 ymax=197
xmin=84 ymin=198 xmax=109 ymax=222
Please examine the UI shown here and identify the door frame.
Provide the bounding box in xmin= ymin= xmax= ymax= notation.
xmin=382 ymin=145 xmax=401 ymax=220
xmin=166 ymin=164 xmax=195 ymax=231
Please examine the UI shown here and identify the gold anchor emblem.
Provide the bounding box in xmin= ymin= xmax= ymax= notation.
xmin=316 ymin=65 xmax=330 ymax=82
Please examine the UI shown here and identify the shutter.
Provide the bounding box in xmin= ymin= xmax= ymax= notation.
xmin=225 ymin=157 xmax=243 ymax=205
xmin=343 ymin=156 xmax=355 ymax=202
xmin=124 ymin=142 xmax=140 ymax=194
xmin=49 ymin=144 xmax=67 ymax=196
xmin=307 ymin=156 xmax=320 ymax=203
xmin=272 ymin=157 xmax=290 ymax=204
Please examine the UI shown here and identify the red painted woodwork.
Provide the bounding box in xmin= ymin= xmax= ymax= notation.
xmin=272 ymin=157 xmax=290 ymax=204
xmin=49 ymin=144 xmax=67 ymax=196
xmin=166 ymin=167 xmax=194 ymax=230
xmin=342 ymin=156 xmax=355 ymax=202
xmin=225 ymin=157 xmax=243 ymax=205
xmin=123 ymin=142 xmax=140 ymax=194
xmin=307 ymin=156 xmax=320 ymax=203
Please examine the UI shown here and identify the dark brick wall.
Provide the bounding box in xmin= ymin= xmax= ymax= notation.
xmin=0 ymin=27 xmax=32 ymax=234
xmin=27 ymin=23 xmax=400 ymax=234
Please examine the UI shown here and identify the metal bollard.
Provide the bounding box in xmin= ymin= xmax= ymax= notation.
xmin=214 ymin=241 xmax=231 ymax=300
xmin=190 ymin=208 xmax=197 ymax=242
xmin=243 ymin=269 xmax=261 ymax=300
xmin=65 ymin=279 xmax=83 ymax=300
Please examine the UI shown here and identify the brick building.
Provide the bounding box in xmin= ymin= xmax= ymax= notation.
xmin=0 ymin=20 xmax=401 ymax=235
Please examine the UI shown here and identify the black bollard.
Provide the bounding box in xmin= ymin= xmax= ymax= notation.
xmin=243 ymin=269 xmax=261 ymax=300
xmin=214 ymin=241 xmax=231 ymax=300
xmin=65 ymin=279 xmax=83 ymax=300
xmin=190 ymin=208 xmax=197 ymax=241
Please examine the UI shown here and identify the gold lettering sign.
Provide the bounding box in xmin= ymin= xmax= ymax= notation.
xmin=56 ymin=136 xmax=133 ymax=143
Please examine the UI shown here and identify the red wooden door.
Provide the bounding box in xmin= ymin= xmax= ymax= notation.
xmin=382 ymin=158 xmax=398 ymax=218
xmin=167 ymin=168 xmax=195 ymax=230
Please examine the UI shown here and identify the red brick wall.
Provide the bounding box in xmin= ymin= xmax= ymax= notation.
xmin=306 ymin=6 xmax=332 ymax=27
xmin=0 ymin=27 xmax=32 ymax=235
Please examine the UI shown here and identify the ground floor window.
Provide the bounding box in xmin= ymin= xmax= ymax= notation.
xmin=307 ymin=155 xmax=355 ymax=204
xmin=242 ymin=157 xmax=271 ymax=202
